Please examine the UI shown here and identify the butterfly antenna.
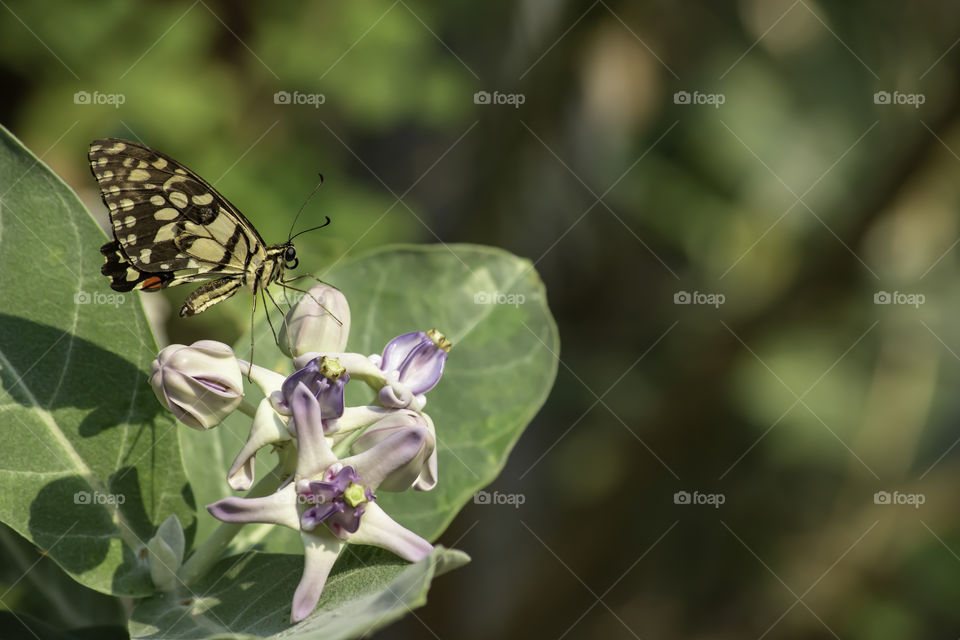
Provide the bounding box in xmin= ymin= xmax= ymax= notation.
xmin=289 ymin=216 xmax=332 ymax=241
xmin=287 ymin=173 xmax=325 ymax=243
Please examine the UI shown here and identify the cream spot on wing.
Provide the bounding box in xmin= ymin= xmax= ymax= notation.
xmin=119 ymin=198 xmax=135 ymax=212
xmin=154 ymin=207 xmax=179 ymax=221
xmin=103 ymin=170 xmax=113 ymax=179
xmin=107 ymin=201 xmax=118 ymax=211
xmin=186 ymin=258 xmax=201 ymax=269
xmin=191 ymin=193 xmax=214 ymax=206
xmin=128 ymin=169 xmax=151 ymax=182
xmin=152 ymin=157 xmax=168 ymax=169
xmin=154 ymin=223 xmax=178 ymax=243
xmin=90 ymin=144 xmax=102 ymax=153
xmin=175 ymin=168 xmax=187 ymax=175
xmin=160 ymin=263 xmax=172 ymax=270
xmin=150 ymin=195 xmax=166 ymax=206
xmin=112 ymin=219 xmax=123 ymax=230
xmin=163 ymin=175 xmax=188 ymax=190
xmin=96 ymin=157 xmax=108 ymax=167
xmin=187 ymin=239 xmax=227 ymax=263
xmin=106 ymin=142 xmax=126 ymax=154
xmin=107 ymin=185 xmax=120 ymax=194
xmin=125 ymin=234 xmax=136 ymax=244
xmin=137 ymin=160 xmax=149 ymax=169
xmin=139 ymin=248 xmax=152 ymax=263
xmin=168 ymin=191 xmax=188 ymax=209
xmin=125 ymin=268 xmax=140 ymax=281
xmin=124 ymin=215 xmax=136 ymax=227
xmin=123 ymin=157 xmax=136 ymax=167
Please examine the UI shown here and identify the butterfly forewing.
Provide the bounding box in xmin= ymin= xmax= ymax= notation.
xmin=89 ymin=138 xmax=277 ymax=296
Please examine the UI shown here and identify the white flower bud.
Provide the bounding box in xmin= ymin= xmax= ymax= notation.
xmin=279 ymin=284 xmax=351 ymax=358
xmin=149 ymin=340 xmax=244 ymax=430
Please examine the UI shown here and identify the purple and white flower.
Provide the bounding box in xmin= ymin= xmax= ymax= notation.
xmin=208 ymin=383 xmax=433 ymax=622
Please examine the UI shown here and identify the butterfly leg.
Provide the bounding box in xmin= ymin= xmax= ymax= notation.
xmin=179 ymin=277 xmax=243 ymax=317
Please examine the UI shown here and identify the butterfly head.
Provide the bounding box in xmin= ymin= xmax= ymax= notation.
xmin=283 ymin=244 xmax=299 ymax=270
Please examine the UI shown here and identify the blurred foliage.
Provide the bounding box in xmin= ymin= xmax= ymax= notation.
xmin=3 ymin=0 xmax=960 ymax=638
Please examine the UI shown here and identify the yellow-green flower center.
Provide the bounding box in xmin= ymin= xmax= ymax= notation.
xmin=427 ymin=328 xmax=452 ymax=353
xmin=343 ymin=482 xmax=368 ymax=507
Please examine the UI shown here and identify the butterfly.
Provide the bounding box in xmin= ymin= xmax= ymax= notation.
xmin=88 ymin=138 xmax=328 ymax=320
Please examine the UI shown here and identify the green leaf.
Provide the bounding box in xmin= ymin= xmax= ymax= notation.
xmin=129 ymin=546 xmax=469 ymax=639
xmin=180 ymin=244 xmax=558 ymax=550
xmin=0 ymin=125 xmax=196 ymax=596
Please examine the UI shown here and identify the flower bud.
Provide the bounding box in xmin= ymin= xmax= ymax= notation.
xmin=149 ymin=340 xmax=243 ymax=430
xmin=349 ymin=410 xmax=435 ymax=492
xmin=376 ymin=329 xmax=450 ymax=409
xmin=279 ymin=284 xmax=351 ymax=358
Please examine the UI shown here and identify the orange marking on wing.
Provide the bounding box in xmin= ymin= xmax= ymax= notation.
xmin=140 ymin=276 xmax=164 ymax=290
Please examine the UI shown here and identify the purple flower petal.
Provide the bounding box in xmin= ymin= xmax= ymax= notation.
xmin=380 ymin=331 xmax=429 ymax=373
xmin=343 ymin=424 xmax=429 ymax=492
xmin=291 ymin=530 xmax=342 ymax=623
xmin=291 ymin=383 xmax=337 ymax=479
xmin=397 ymin=341 xmax=447 ymax=394
xmin=301 ymin=502 xmax=343 ymax=531
xmin=327 ymin=504 xmax=364 ymax=537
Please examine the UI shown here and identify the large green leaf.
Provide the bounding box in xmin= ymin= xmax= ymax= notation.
xmin=0 ymin=125 xmax=196 ymax=596
xmin=180 ymin=244 xmax=559 ymax=549
xmin=129 ymin=546 xmax=469 ymax=639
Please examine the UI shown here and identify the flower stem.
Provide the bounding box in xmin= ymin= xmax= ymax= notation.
xmin=237 ymin=399 xmax=258 ymax=419
xmin=177 ymin=464 xmax=287 ymax=587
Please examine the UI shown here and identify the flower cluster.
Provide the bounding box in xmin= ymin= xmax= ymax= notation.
xmin=149 ymin=284 xmax=451 ymax=622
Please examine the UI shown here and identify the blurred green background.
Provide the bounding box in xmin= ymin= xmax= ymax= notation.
xmin=3 ymin=0 xmax=960 ymax=638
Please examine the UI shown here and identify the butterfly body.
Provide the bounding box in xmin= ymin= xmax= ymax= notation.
xmin=89 ymin=139 xmax=299 ymax=317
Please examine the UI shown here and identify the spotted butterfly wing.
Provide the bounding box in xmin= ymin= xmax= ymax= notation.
xmin=88 ymin=138 xmax=295 ymax=317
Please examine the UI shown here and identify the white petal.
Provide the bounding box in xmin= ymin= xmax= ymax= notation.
xmin=206 ymin=482 xmax=299 ymax=529
xmin=227 ymin=398 xmax=291 ymax=491
xmin=291 ymin=530 xmax=342 ymax=622
xmin=348 ymin=503 xmax=433 ymax=562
